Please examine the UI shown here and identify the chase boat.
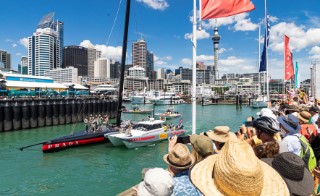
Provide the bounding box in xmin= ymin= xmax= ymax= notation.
xmin=105 ymin=118 xmax=185 ymax=149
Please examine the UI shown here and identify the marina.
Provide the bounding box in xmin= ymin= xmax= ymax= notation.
xmin=1 ymin=104 xmax=260 ymax=195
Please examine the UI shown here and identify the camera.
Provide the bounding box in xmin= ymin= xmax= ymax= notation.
xmin=177 ymin=136 xmax=190 ymax=144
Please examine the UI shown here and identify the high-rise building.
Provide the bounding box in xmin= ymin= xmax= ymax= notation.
xmin=37 ymin=12 xmax=64 ymax=67
xmin=132 ymin=38 xmax=147 ymax=69
xmin=157 ymin=68 xmax=165 ymax=79
xmin=0 ymin=50 xmax=11 ymax=69
xmin=110 ymin=61 xmax=120 ymax=79
xmin=62 ymin=46 xmax=88 ymax=76
xmin=19 ymin=56 xmax=28 ymax=74
xmin=146 ymin=51 xmax=154 ymax=79
xmin=87 ymin=48 xmax=101 ymax=77
xmin=28 ymin=28 xmax=61 ymax=76
xmin=94 ymin=58 xmax=110 ymax=78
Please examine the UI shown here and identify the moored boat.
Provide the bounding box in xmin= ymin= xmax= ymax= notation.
xmin=106 ymin=118 xmax=185 ymax=148
xmin=155 ymin=107 xmax=181 ymax=120
xmin=122 ymin=105 xmax=153 ymax=114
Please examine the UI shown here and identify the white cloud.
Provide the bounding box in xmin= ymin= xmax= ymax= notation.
xmin=269 ymin=22 xmax=320 ymax=52
xmin=219 ymin=56 xmax=246 ymax=66
xmin=154 ymin=55 xmax=172 ymax=66
xmin=181 ymin=58 xmax=192 ymax=65
xmin=184 ymin=29 xmax=210 ymax=40
xmin=16 ymin=53 xmax=22 ymax=56
xmin=136 ymin=0 xmax=169 ymax=11
xmin=309 ymin=46 xmax=320 ymax=59
xmin=201 ymin=13 xmax=258 ymax=31
xmin=79 ymin=40 xmax=122 ymax=60
xmin=197 ymin=55 xmax=214 ymax=61
xmin=12 ymin=43 xmax=17 ymax=48
xmin=19 ymin=38 xmax=28 ymax=48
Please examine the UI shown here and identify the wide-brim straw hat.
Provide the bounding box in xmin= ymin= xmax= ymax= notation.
xmin=190 ymin=139 xmax=289 ymax=196
xmin=297 ymin=111 xmax=311 ymax=123
xmin=163 ymin=143 xmax=195 ymax=170
xmin=206 ymin=126 xmax=237 ymax=143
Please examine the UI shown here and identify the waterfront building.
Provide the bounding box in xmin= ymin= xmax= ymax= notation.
xmin=196 ymin=62 xmax=206 ymax=70
xmin=180 ymin=68 xmax=213 ymax=85
xmin=124 ymin=66 xmax=148 ymax=90
xmin=19 ymin=56 xmax=28 ymax=75
xmin=94 ymin=58 xmax=110 ymax=78
xmin=44 ymin=66 xmax=78 ymax=84
xmin=63 ymin=46 xmax=88 ymax=76
xmin=157 ymin=68 xmax=165 ymax=79
xmin=88 ymin=48 xmax=101 ymax=77
xmin=28 ymin=28 xmax=61 ymax=76
xmin=147 ymin=79 xmax=164 ymax=91
xmin=0 ymin=50 xmax=11 ymax=69
xmin=0 ymin=71 xmax=67 ymax=93
xmin=37 ymin=12 xmax=64 ymax=67
xmin=132 ymin=38 xmax=147 ymax=69
xmin=236 ymin=78 xmax=259 ymax=94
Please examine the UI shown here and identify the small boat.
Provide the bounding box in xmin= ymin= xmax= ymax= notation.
xmin=122 ymin=106 xmax=153 ymax=114
xmin=105 ymin=118 xmax=185 ymax=148
xmin=155 ymin=107 xmax=181 ymax=120
xmin=42 ymin=126 xmax=118 ymax=153
xmin=252 ymin=95 xmax=268 ymax=108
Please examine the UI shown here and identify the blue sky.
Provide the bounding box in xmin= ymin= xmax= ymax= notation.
xmin=1 ymin=0 xmax=320 ymax=81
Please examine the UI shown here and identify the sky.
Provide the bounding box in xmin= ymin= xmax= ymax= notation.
xmin=1 ymin=0 xmax=320 ymax=81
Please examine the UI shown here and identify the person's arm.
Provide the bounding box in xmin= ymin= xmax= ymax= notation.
xmin=168 ymin=135 xmax=177 ymax=152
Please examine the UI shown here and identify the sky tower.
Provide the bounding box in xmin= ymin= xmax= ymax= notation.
xmin=212 ymin=26 xmax=220 ymax=81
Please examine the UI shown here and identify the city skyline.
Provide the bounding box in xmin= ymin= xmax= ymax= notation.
xmin=0 ymin=0 xmax=320 ymax=81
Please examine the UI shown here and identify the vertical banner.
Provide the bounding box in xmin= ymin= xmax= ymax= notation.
xmin=284 ymin=35 xmax=293 ymax=80
xmin=295 ymin=61 xmax=300 ymax=89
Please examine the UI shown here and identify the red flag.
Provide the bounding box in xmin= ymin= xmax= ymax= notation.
xmin=201 ymin=0 xmax=255 ymax=20
xmin=284 ymin=35 xmax=294 ymax=80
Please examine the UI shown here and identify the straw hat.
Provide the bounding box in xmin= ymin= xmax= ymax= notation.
xmin=190 ymin=134 xmax=213 ymax=157
xmin=190 ymin=139 xmax=289 ymax=196
xmin=163 ymin=143 xmax=195 ymax=170
xmin=297 ymin=111 xmax=311 ymax=123
xmin=206 ymin=126 xmax=236 ymax=143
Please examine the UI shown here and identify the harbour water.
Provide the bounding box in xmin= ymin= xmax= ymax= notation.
xmin=0 ymin=104 xmax=260 ymax=195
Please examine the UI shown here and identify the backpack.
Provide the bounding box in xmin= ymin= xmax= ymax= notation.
xmin=296 ymin=135 xmax=317 ymax=171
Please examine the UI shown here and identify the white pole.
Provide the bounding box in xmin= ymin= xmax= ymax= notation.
xmin=192 ymin=0 xmax=197 ymax=134
xmin=258 ymin=24 xmax=261 ymax=95
xmin=265 ymin=0 xmax=270 ymax=101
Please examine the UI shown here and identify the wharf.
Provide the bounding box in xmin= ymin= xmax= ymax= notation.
xmin=0 ymin=96 xmax=118 ymax=132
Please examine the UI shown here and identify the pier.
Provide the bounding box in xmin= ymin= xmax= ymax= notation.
xmin=0 ymin=97 xmax=118 ymax=132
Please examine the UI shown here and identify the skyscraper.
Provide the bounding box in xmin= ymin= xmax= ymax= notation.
xmin=87 ymin=48 xmax=101 ymax=77
xmin=20 ymin=56 xmax=28 ymax=74
xmin=132 ymin=38 xmax=147 ymax=69
xmin=0 ymin=50 xmax=11 ymax=69
xmin=28 ymin=28 xmax=60 ymax=76
xmin=63 ymin=46 xmax=88 ymax=76
xmin=146 ymin=51 xmax=154 ymax=79
xmin=37 ymin=12 xmax=64 ymax=66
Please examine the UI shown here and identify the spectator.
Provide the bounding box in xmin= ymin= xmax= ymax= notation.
xmin=206 ymin=126 xmax=236 ymax=153
xmin=190 ymin=134 xmax=213 ymax=164
xmin=252 ymin=116 xmax=281 ymax=143
xmin=164 ymin=136 xmax=201 ymax=196
xmin=309 ymin=106 xmax=319 ymax=126
xmin=190 ymin=139 xmax=289 ymax=195
xmin=136 ymin=168 xmax=174 ymax=196
xmin=262 ymin=152 xmax=314 ymax=196
xmin=297 ymin=111 xmax=318 ymax=142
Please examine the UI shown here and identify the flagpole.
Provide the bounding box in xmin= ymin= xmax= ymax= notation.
xmin=283 ymin=35 xmax=286 ymax=95
xmin=192 ymin=0 xmax=197 ymax=134
xmin=265 ymin=0 xmax=269 ymax=101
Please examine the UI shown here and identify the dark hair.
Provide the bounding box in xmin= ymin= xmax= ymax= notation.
xmin=254 ymin=141 xmax=279 ymax=159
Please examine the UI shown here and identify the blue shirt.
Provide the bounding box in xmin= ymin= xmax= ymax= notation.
xmin=279 ymin=133 xmax=301 ymax=156
xmin=173 ymin=170 xmax=202 ymax=196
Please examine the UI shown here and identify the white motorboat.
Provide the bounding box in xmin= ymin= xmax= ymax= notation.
xmin=149 ymin=92 xmax=185 ymax=105
xmin=105 ymin=118 xmax=185 ymax=148
xmin=155 ymin=107 xmax=181 ymax=120
xmin=252 ymin=95 xmax=268 ymax=108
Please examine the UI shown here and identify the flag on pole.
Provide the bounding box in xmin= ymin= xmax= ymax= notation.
xmin=201 ymin=0 xmax=255 ymax=20
xmin=259 ymin=16 xmax=270 ymax=72
xmin=284 ymin=35 xmax=294 ymax=80
xmin=295 ymin=61 xmax=300 ymax=89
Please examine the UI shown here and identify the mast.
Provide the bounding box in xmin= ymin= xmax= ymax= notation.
xmin=265 ymin=0 xmax=269 ymax=101
xmin=258 ymin=24 xmax=261 ymax=95
xmin=192 ymin=0 xmax=197 ymax=134
xmin=116 ymin=0 xmax=131 ymax=126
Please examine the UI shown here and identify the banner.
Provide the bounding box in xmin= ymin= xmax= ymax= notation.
xmin=259 ymin=16 xmax=270 ymax=72
xmin=201 ymin=0 xmax=255 ymax=20
xmin=284 ymin=35 xmax=294 ymax=80
xmin=295 ymin=61 xmax=300 ymax=89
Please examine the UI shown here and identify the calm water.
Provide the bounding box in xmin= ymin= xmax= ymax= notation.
xmin=0 ymin=104 xmax=260 ymax=195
